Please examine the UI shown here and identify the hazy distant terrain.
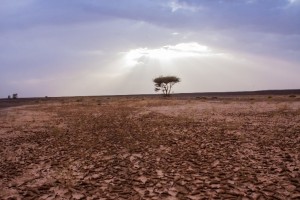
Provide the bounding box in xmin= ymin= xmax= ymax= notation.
xmin=0 ymin=94 xmax=300 ymax=199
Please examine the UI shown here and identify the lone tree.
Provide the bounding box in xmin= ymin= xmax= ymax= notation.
xmin=153 ymin=75 xmax=180 ymax=96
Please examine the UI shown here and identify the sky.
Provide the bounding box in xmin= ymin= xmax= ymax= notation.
xmin=1 ymin=0 xmax=300 ymax=97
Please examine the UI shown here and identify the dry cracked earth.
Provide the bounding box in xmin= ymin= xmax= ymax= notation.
xmin=0 ymin=96 xmax=300 ymax=199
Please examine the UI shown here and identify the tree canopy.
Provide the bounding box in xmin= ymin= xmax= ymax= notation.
xmin=153 ymin=76 xmax=180 ymax=96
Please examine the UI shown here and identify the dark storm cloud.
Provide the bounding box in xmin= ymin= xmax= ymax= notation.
xmin=0 ymin=0 xmax=164 ymax=32
xmin=173 ymin=0 xmax=300 ymax=34
xmin=2 ymin=0 xmax=298 ymax=34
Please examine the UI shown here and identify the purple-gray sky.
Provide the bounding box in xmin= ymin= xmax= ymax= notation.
xmin=1 ymin=0 xmax=300 ymax=97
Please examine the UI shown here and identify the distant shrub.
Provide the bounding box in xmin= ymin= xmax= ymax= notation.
xmin=196 ymin=96 xmax=207 ymax=100
xmin=268 ymin=96 xmax=272 ymax=99
xmin=289 ymin=95 xmax=296 ymax=98
xmin=12 ymin=93 xmax=18 ymax=99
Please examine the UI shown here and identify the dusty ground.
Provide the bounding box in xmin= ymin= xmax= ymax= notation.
xmin=0 ymin=95 xmax=300 ymax=199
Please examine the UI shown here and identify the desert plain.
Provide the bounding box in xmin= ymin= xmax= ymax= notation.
xmin=0 ymin=94 xmax=300 ymax=199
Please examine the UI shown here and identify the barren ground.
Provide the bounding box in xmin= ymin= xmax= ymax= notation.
xmin=0 ymin=95 xmax=300 ymax=199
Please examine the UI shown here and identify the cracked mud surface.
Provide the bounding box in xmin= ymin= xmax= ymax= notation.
xmin=1 ymin=96 xmax=300 ymax=199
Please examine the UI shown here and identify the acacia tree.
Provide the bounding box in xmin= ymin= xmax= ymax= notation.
xmin=153 ymin=76 xmax=180 ymax=96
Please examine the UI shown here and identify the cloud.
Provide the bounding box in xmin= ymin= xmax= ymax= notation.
xmin=168 ymin=0 xmax=202 ymax=12
xmin=288 ymin=0 xmax=300 ymax=4
xmin=123 ymin=42 xmax=226 ymax=67
xmin=167 ymin=0 xmax=300 ymax=34
xmin=1 ymin=0 xmax=299 ymax=35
